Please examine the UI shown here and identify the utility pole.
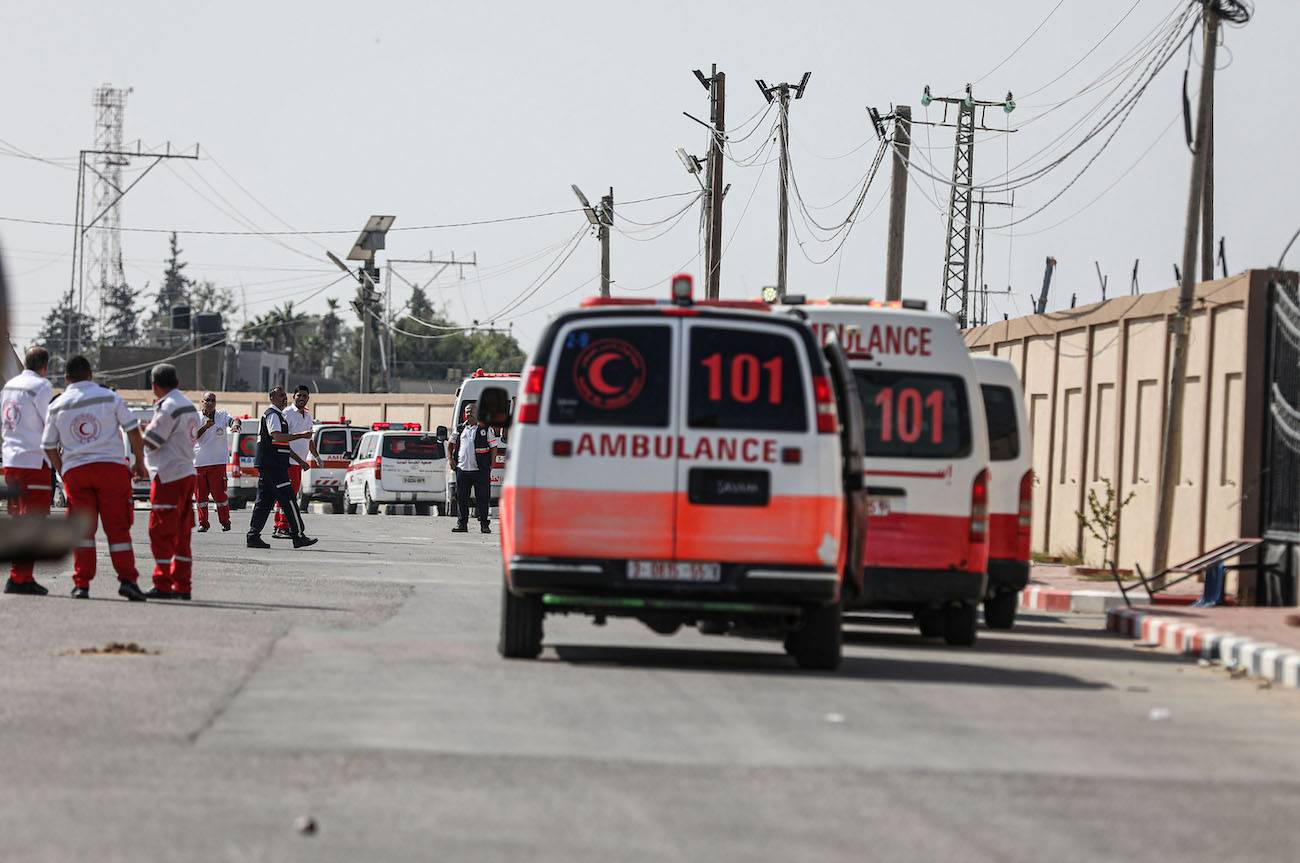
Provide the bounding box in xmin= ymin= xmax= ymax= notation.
xmin=387 ymin=252 xmax=479 ymax=384
xmin=917 ymin=83 xmax=1016 ymax=326
xmin=882 ymin=105 xmax=912 ymax=302
xmin=691 ymin=67 xmax=727 ymax=299
xmin=1200 ymin=19 xmax=1216 ymax=284
xmin=1033 ymin=256 xmax=1057 ymax=314
xmin=328 ymin=216 xmax=394 ymax=395
xmin=757 ymin=73 xmax=810 ymax=299
xmin=572 ymin=186 xmax=613 ymax=297
xmin=1152 ymin=7 xmax=1221 ymax=581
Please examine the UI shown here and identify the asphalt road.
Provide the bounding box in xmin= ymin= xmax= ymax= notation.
xmin=1 ymin=508 xmax=1298 ymax=863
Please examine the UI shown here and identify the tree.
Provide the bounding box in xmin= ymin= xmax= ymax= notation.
xmin=187 ymin=279 xmax=238 ymax=319
xmin=100 ymin=276 xmax=141 ymax=346
xmin=36 ymin=288 xmax=96 ymax=365
xmin=321 ymin=297 xmax=343 ymax=368
xmin=1076 ymin=478 xmax=1135 ymax=571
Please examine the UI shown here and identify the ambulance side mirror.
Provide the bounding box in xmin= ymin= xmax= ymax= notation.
xmin=435 ymin=425 xmax=449 ymax=441
xmin=478 ymin=387 xmax=513 ymax=429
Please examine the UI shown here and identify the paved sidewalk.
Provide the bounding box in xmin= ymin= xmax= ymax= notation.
xmin=1017 ymin=564 xmax=1206 ymax=615
xmin=1108 ymin=604 xmax=1300 ymax=689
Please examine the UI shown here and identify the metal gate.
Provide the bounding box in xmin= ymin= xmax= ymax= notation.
xmin=1261 ymin=277 xmax=1300 ymax=603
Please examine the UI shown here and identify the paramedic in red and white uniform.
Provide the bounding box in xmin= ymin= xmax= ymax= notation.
xmin=273 ymin=384 xmax=318 ymax=538
xmin=2 ymin=346 xmax=54 ymax=596
xmin=193 ymin=391 xmax=235 ymax=533
xmin=141 ymin=364 xmax=201 ymax=600
xmin=41 ymin=355 xmax=149 ymax=601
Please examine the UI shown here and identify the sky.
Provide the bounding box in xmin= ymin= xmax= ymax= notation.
xmin=2 ymin=0 xmax=1296 ymax=358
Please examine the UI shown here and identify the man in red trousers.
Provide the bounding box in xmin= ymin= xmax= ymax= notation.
xmin=2 ymin=346 xmax=54 ymax=595
xmin=192 ymin=391 xmax=236 ymax=532
xmin=141 ymin=364 xmax=200 ymax=600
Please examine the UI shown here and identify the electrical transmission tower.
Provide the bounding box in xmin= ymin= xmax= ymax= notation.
xmin=917 ymin=84 xmax=1016 ymax=327
xmin=87 ymin=85 xmax=131 ymax=346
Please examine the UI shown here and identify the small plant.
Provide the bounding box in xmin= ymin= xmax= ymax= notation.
xmin=1076 ymin=478 xmax=1135 ymax=571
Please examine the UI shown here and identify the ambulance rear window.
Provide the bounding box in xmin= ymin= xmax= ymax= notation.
xmin=854 ymin=370 xmax=971 ymax=458
xmin=547 ymin=325 xmax=672 ymax=427
xmin=317 ymin=429 xmax=350 ymax=455
xmin=382 ymin=435 xmax=445 ymax=460
xmin=688 ymin=326 xmax=807 ymax=431
xmin=981 ymin=384 xmax=1020 ymax=461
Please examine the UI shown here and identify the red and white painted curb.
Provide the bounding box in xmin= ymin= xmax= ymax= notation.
xmin=1107 ymin=606 xmax=1300 ymax=690
xmin=1019 ymin=585 xmax=1145 ymax=615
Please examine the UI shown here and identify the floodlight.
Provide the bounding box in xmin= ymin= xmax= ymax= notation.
xmin=795 ymin=72 xmax=811 ymax=98
xmin=761 ymin=286 xmax=779 ymax=304
xmin=676 ymin=148 xmax=703 ymax=175
xmin=571 ymin=184 xmax=600 ymax=226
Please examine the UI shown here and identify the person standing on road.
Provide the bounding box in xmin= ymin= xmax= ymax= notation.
xmin=140 ymin=364 xmax=201 ymax=600
xmin=193 ymin=391 xmax=236 ymax=533
xmin=41 ymin=355 xmax=149 ymax=601
xmin=449 ymin=406 xmax=497 ymax=535
xmin=246 ymin=386 xmax=316 ymax=550
xmin=2 ymin=346 xmax=54 ymax=596
xmin=273 ymin=384 xmax=318 ymax=538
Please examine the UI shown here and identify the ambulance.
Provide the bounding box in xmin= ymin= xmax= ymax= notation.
xmin=226 ymin=416 xmax=259 ymax=509
xmin=446 ymin=369 xmax=520 ymax=517
xmin=484 ymin=275 xmax=867 ymax=670
xmin=297 ymin=419 xmax=368 ymax=513
xmin=972 ymin=356 xmax=1032 ymax=629
xmin=344 ymin=423 xmax=449 ymax=515
xmin=792 ymin=298 xmax=990 ymax=646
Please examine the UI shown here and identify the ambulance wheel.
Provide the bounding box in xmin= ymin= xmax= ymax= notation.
xmin=434 ymin=503 xmax=447 ymax=517
xmin=785 ymin=602 xmax=842 ymax=671
xmin=330 ymin=497 xmax=343 ymax=515
xmin=298 ymin=493 xmax=310 ymax=511
xmin=498 ymin=584 xmax=543 ymax=659
xmin=229 ymin=497 xmax=247 ymax=511
xmin=448 ymin=489 xmax=459 ymax=518
xmin=343 ymin=488 xmax=358 ymax=515
xmin=414 ymin=503 xmax=432 ymax=516
xmin=984 ymin=590 xmax=1018 ymax=630
xmin=943 ymin=604 xmax=978 ymax=647
xmin=915 ymin=610 xmax=944 ymax=638
xmin=364 ymin=486 xmax=380 ymax=516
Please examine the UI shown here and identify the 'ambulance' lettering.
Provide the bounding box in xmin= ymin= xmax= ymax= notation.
xmin=571 ymin=433 xmax=778 ymax=464
xmin=812 ymin=322 xmax=932 ymax=357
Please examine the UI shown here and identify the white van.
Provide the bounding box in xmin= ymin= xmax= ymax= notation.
xmin=226 ymin=416 xmax=259 ymax=509
xmin=487 ymin=275 xmax=867 ymax=670
xmin=344 ymin=423 xmax=449 ymax=515
xmin=299 ymin=421 xmax=367 ymax=513
xmin=446 ymin=370 xmax=519 ymax=515
xmin=793 ymin=299 xmax=990 ymax=646
xmin=972 ymin=356 xmax=1033 ymax=629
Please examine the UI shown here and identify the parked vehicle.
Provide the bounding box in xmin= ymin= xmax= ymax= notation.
xmin=791 ymin=298 xmax=991 ymax=646
xmin=344 ymin=423 xmax=449 ymax=515
xmin=488 ymin=275 xmax=866 ymax=670
xmin=299 ymin=420 xmax=366 ymax=513
xmin=972 ymin=355 xmax=1033 ymax=629
xmin=226 ymin=416 xmax=259 ymax=510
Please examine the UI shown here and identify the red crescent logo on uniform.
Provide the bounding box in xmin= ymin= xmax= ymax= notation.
xmin=573 ymin=338 xmax=646 ymax=410
xmin=1 ymin=402 xmax=20 ymax=432
xmin=69 ymin=412 xmax=102 ymax=444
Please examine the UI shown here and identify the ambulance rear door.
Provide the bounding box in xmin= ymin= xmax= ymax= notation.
xmin=523 ymin=314 xmax=680 ymax=562
xmin=675 ymin=317 xmax=838 ymax=572
xmin=379 ymin=433 xmax=446 ymax=493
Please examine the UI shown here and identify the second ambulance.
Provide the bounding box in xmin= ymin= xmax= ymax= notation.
xmin=794 ymin=298 xmax=991 ymax=646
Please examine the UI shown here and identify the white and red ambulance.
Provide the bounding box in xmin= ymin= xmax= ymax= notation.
xmin=226 ymin=416 xmax=259 ymax=509
xmin=972 ymin=355 xmax=1032 ymax=629
xmin=298 ymin=419 xmax=367 ymax=513
xmin=793 ymin=298 xmax=990 ymax=646
xmin=486 ymin=275 xmax=867 ymax=670
xmin=344 ymin=423 xmax=449 ymax=515
xmin=446 ymin=369 xmax=519 ymax=516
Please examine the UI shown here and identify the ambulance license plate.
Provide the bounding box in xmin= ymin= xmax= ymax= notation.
xmin=627 ymin=561 xmax=721 ymax=583
xmin=402 ymin=476 xmax=424 ymax=484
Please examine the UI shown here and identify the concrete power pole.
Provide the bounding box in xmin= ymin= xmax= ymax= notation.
xmin=1152 ymin=7 xmax=1221 ymax=581
xmin=572 ymin=186 xmax=613 ymax=297
xmin=883 ymin=105 xmax=912 ymax=302
xmin=758 ymin=73 xmax=809 ymax=300
xmin=705 ymin=69 xmax=726 ymax=299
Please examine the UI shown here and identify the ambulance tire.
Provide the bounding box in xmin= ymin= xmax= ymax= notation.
xmin=414 ymin=503 xmax=432 ymax=516
xmin=983 ymin=590 xmax=1018 ymax=630
xmin=298 ymin=493 xmax=311 ymax=512
xmin=364 ymin=486 xmax=380 ymax=516
xmin=447 ymin=487 xmax=458 ymax=518
xmin=229 ymin=496 xmax=247 ymax=511
xmin=915 ymin=610 xmax=945 ymax=638
xmin=330 ymin=497 xmax=344 ymax=515
xmin=785 ymin=602 xmax=842 ymax=671
xmin=434 ymin=503 xmax=447 ymax=517
xmin=943 ymin=604 xmax=979 ymax=647
xmin=499 ymin=584 xmax=544 ymax=659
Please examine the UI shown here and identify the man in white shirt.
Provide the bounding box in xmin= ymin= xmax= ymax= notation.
xmin=42 ymin=355 xmax=149 ymax=601
xmin=274 ymin=384 xmax=319 ymax=538
xmin=448 ymin=406 xmax=498 ymax=534
xmin=141 ymin=364 xmax=201 ymax=600
xmin=193 ymin=391 xmax=237 ymax=533
xmin=2 ymin=346 xmax=54 ymax=595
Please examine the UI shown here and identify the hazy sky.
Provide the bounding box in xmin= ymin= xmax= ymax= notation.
xmin=2 ymin=0 xmax=1296 ymax=356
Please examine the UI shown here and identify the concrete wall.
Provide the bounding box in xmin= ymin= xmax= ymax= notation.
xmin=114 ymin=390 xmax=457 ymax=434
xmin=964 ymin=271 xmax=1275 ymax=569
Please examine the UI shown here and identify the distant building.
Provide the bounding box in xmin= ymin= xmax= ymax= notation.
xmin=231 ymin=343 xmax=289 ymax=393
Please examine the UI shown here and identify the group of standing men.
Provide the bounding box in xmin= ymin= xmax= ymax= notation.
xmin=2 ymin=347 xmax=316 ymax=601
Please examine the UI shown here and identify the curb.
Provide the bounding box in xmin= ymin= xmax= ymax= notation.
xmin=1019 ymin=585 xmax=1145 ymax=615
xmin=1107 ymin=606 xmax=1300 ymax=690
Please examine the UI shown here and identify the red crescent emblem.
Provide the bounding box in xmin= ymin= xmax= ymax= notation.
xmin=573 ymin=338 xmax=647 ymax=410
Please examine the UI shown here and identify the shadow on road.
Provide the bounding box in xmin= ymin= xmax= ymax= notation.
xmin=550 ymin=644 xmax=1107 ymax=689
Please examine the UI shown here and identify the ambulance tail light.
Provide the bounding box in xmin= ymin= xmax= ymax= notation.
xmin=970 ymin=469 xmax=989 ymax=545
xmin=812 ymin=375 xmax=838 ymax=434
xmin=1017 ymin=469 xmax=1034 ymax=559
xmin=230 ymin=448 xmax=241 ymax=478
xmin=518 ymin=365 xmax=546 ymax=424
xmin=373 ymin=456 xmax=382 ymax=480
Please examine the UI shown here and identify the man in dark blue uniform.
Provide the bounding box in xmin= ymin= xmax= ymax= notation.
xmin=246 ymin=386 xmax=317 ymax=550
xmin=449 ymin=406 xmax=497 ymax=534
